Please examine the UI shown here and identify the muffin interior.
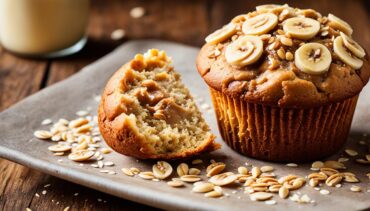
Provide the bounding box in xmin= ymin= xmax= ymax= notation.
xmin=115 ymin=49 xmax=213 ymax=155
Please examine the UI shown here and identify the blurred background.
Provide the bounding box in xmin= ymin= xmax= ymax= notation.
xmin=0 ymin=0 xmax=369 ymax=210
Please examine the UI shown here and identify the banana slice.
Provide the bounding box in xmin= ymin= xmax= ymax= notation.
xmin=340 ymin=32 xmax=365 ymax=58
xmin=256 ymin=4 xmax=289 ymax=14
xmin=283 ymin=17 xmax=320 ymax=40
xmin=242 ymin=13 xmax=278 ymax=35
xmin=295 ymin=43 xmax=332 ymax=75
xmin=328 ymin=13 xmax=353 ymax=35
xmin=333 ymin=36 xmax=363 ymax=69
xmin=205 ymin=24 xmax=236 ymax=44
xmin=225 ymin=35 xmax=263 ymax=67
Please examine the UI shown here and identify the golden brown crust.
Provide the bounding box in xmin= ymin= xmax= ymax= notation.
xmin=98 ymin=51 xmax=220 ymax=160
xmin=197 ymin=44 xmax=370 ymax=108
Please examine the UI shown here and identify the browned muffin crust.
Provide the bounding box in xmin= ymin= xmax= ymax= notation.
xmin=99 ymin=50 xmax=219 ymax=160
xmin=197 ymin=5 xmax=370 ymax=108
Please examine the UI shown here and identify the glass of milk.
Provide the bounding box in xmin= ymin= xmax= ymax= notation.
xmin=0 ymin=0 xmax=90 ymax=58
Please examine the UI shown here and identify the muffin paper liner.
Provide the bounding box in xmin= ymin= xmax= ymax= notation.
xmin=210 ymin=88 xmax=358 ymax=162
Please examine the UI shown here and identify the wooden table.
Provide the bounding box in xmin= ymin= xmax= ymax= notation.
xmin=1 ymin=0 xmax=369 ymax=210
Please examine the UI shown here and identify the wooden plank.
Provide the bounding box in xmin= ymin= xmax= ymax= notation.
xmin=0 ymin=40 xmax=48 ymax=210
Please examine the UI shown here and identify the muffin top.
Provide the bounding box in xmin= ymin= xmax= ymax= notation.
xmin=197 ymin=4 xmax=370 ymax=108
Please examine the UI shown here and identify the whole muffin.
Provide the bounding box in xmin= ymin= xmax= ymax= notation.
xmin=99 ymin=49 xmax=219 ymax=160
xmin=197 ymin=4 xmax=370 ymax=162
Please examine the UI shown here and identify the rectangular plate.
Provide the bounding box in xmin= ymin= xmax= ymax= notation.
xmin=0 ymin=40 xmax=369 ymax=210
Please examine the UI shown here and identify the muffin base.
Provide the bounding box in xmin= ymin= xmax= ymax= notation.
xmin=210 ymin=88 xmax=358 ymax=162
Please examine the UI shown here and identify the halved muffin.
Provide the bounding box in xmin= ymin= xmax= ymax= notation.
xmin=98 ymin=49 xmax=219 ymax=159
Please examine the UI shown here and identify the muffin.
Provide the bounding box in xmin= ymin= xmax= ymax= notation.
xmin=197 ymin=4 xmax=369 ymax=162
xmin=98 ymin=49 xmax=219 ymax=160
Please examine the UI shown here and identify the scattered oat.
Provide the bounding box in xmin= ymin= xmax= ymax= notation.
xmin=320 ymin=189 xmax=330 ymax=195
xmin=108 ymin=171 xmax=116 ymax=175
xmin=324 ymin=160 xmax=345 ymax=169
xmin=206 ymin=162 xmax=226 ymax=177
xmin=76 ymin=110 xmax=89 ymax=117
xmin=192 ymin=182 xmax=214 ymax=193
xmin=153 ymin=161 xmax=173 ymax=179
xmin=260 ymin=166 xmax=274 ymax=173
xmin=192 ymin=159 xmax=203 ymax=165
xmin=130 ymin=167 xmax=140 ymax=174
xmin=350 ymin=185 xmax=361 ymax=192
xmin=48 ymin=144 xmax=71 ymax=152
xmin=356 ymin=158 xmax=370 ymax=164
xmin=101 ymin=148 xmax=112 ymax=154
xmin=122 ymin=168 xmax=134 ymax=176
xmin=177 ymin=163 xmax=189 ymax=177
xmin=42 ymin=190 xmax=47 ymax=195
xmin=250 ymin=192 xmax=273 ymax=201
xmin=130 ymin=7 xmax=145 ymax=18
xmin=344 ymin=149 xmax=358 ymax=157
xmin=204 ymin=190 xmax=223 ymax=198
xmin=338 ymin=157 xmax=349 ymax=163
xmin=209 ymin=172 xmax=238 ymax=186
xmin=311 ymin=161 xmax=324 ymax=169
xmin=189 ymin=168 xmax=201 ymax=175
xmin=238 ymin=166 xmax=249 ymax=175
xmin=53 ymin=152 xmax=64 ymax=156
xmin=34 ymin=130 xmax=52 ymax=140
xmin=265 ymin=200 xmax=277 ymax=205
xmin=68 ymin=150 xmax=94 ymax=162
xmin=104 ymin=161 xmax=115 ymax=167
xmin=41 ymin=119 xmax=52 ymax=125
xmin=180 ymin=175 xmax=201 ymax=183
xmin=167 ymin=180 xmax=184 ymax=188
xmin=139 ymin=171 xmax=155 ymax=180
xmin=286 ymin=163 xmax=298 ymax=167
xmin=279 ymin=186 xmax=289 ymax=199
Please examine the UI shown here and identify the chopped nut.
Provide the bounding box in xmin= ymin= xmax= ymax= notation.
xmin=280 ymin=36 xmax=293 ymax=46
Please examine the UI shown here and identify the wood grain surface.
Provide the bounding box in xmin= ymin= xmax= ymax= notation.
xmin=0 ymin=0 xmax=369 ymax=210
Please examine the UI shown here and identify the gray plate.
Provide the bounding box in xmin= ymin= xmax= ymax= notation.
xmin=0 ymin=40 xmax=369 ymax=211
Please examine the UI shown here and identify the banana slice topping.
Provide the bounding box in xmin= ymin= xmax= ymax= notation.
xmin=205 ymin=24 xmax=237 ymax=44
xmin=333 ymin=36 xmax=363 ymax=69
xmin=242 ymin=13 xmax=278 ymax=35
xmin=295 ymin=43 xmax=332 ymax=75
xmin=283 ymin=17 xmax=320 ymax=40
xmin=340 ymin=32 xmax=365 ymax=58
xmin=225 ymin=35 xmax=263 ymax=67
xmin=328 ymin=13 xmax=353 ymax=35
xmin=256 ymin=4 xmax=289 ymax=14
